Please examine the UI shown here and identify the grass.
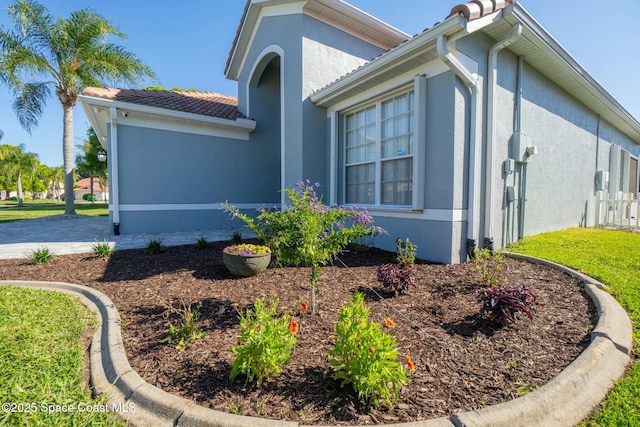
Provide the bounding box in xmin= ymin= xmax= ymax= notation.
xmin=510 ymin=227 xmax=640 ymax=426
xmin=0 ymin=200 xmax=108 ymax=223
xmin=0 ymin=286 xmax=124 ymax=426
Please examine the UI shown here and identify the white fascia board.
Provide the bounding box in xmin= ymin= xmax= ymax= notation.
xmin=504 ymin=4 xmax=640 ymax=142
xmin=320 ymin=0 xmax=409 ymax=40
xmin=310 ymin=14 xmax=466 ymax=106
xmin=306 ymin=0 xmax=409 ymax=50
xmin=78 ymin=95 xmax=256 ymax=136
xmin=226 ymin=1 xmax=306 ymax=81
xmin=79 ymin=98 xmax=108 ymax=148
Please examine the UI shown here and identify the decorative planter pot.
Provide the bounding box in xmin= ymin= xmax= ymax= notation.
xmin=223 ymin=251 xmax=271 ymax=277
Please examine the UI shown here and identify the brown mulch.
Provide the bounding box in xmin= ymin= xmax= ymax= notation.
xmin=0 ymin=241 xmax=596 ymax=425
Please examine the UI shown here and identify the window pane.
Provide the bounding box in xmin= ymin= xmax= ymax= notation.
xmin=382 ymin=158 xmax=413 ymax=205
xmin=346 ymin=163 xmax=375 ymax=204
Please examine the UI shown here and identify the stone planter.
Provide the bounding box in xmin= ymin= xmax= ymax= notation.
xmin=222 ymin=251 xmax=271 ymax=277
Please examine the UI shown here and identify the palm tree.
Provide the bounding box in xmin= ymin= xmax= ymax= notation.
xmin=0 ymin=143 xmax=40 ymax=206
xmin=0 ymin=0 xmax=155 ymax=214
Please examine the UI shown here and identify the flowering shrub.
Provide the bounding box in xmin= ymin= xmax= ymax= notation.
xmin=229 ymin=296 xmax=298 ymax=385
xmin=223 ymin=243 xmax=271 ymax=255
xmin=226 ymin=180 xmax=384 ymax=313
xmin=328 ymin=291 xmax=409 ymax=408
xmin=475 ymin=285 xmax=539 ymax=326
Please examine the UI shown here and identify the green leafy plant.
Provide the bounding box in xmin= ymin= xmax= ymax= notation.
xmin=230 ymin=296 xmax=298 ymax=386
xmin=396 ymin=237 xmax=417 ymax=268
xmin=29 ymin=247 xmax=53 ymax=264
xmin=146 ymin=239 xmax=165 ymax=254
xmin=195 ymin=236 xmax=208 ymax=249
xmin=92 ymin=239 xmax=114 ymax=258
xmin=475 ymin=285 xmax=539 ymax=326
xmin=226 ymin=180 xmax=384 ymax=313
xmin=231 ymin=230 xmax=243 ymax=244
xmin=328 ymin=291 xmax=409 ymax=408
xmin=474 ymin=248 xmax=504 ymax=287
xmin=160 ymin=299 xmax=206 ymax=351
xmin=376 ymin=263 xmax=414 ymax=295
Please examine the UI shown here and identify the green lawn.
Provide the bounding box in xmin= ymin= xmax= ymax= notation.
xmin=0 ymin=201 xmax=108 ymax=223
xmin=0 ymin=286 xmax=124 ymax=426
xmin=510 ymin=228 xmax=640 ymax=426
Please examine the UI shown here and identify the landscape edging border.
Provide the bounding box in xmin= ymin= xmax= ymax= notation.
xmin=0 ymin=255 xmax=632 ymax=427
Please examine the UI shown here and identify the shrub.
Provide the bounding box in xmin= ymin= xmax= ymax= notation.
xmin=92 ymin=239 xmax=114 ymax=258
xmin=29 ymin=247 xmax=53 ymax=264
xmin=230 ymin=296 xmax=298 ymax=386
xmin=160 ymin=300 xmax=206 ymax=351
xmin=475 ymin=285 xmax=539 ymax=326
xmin=225 ymin=180 xmax=384 ymax=313
xmin=328 ymin=291 xmax=409 ymax=408
xmin=474 ymin=248 xmax=504 ymax=287
xmin=146 ymin=239 xmax=165 ymax=254
xmin=396 ymin=238 xmax=417 ymax=268
xmin=231 ymin=230 xmax=243 ymax=244
xmin=377 ymin=263 xmax=414 ymax=295
xmin=82 ymin=193 xmax=97 ymax=202
xmin=195 ymin=236 xmax=208 ymax=249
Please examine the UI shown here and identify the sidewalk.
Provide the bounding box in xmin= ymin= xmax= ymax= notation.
xmin=0 ymin=215 xmax=241 ymax=259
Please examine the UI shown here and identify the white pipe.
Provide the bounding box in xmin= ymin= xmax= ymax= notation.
xmin=109 ymin=107 xmax=120 ymax=233
xmin=484 ymin=23 xmax=522 ymax=250
xmin=437 ymin=35 xmax=481 ymax=257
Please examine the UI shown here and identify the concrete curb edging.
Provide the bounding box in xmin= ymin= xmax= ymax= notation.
xmin=0 ymin=255 xmax=632 ymax=427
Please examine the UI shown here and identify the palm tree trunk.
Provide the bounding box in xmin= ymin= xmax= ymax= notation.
xmin=62 ymin=105 xmax=76 ymax=215
xmin=17 ymin=172 xmax=23 ymax=207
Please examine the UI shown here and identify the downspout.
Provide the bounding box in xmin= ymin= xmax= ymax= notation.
xmin=109 ymin=107 xmax=120 ymax=235
xmin=484 ymin=23 xmax=522 ymax=251
xmin=437 ymin=35 xmax=481 ymax=260
xmin=515 ymin=55 xmax=526 ymax=241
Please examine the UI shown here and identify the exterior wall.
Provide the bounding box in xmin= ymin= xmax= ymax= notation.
xmin=238 ymin=13 xmax=386 ymax=198
xmin=483 ymin=46 xmax=640 ymax=246
xmin=113 ymin=124 xmax=279 ymax=234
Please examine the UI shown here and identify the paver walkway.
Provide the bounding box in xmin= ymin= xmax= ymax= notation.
xmin=0 ymin=215 xmax=242 ymax=259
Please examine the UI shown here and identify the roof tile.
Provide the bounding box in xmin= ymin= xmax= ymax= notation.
xmin=81 ymin=87 xmax=249 ymax=121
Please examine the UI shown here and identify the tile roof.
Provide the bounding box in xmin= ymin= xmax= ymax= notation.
xmin=74 ymin=177 xmax=108 ymax=192
xmin=81 ymin=87 xmax=249 ymax=121
xmin=448 ymin=0 xmax=513 ymax=22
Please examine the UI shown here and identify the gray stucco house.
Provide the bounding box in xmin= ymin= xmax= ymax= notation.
xmin=79 ymin=0 xmax=640 ymax=264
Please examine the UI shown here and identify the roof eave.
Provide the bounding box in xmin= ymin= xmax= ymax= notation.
xmin=78 ymin=95 xmax=257 ymax=141
xmin=501 ymin=3 xmax=640 ymax=143
xmin=225 ymin=0 xmax=411 ymax=82
xmin=310 ymin=14 xmax=466 ymax=107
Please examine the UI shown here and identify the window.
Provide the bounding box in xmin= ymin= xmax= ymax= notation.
xmin=344 ymin=91 xmax=414 ymax=206
xmin=629 ymin=157 xmax=639 ymax=195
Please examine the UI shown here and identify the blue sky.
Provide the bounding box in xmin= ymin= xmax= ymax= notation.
xmin=1 ymin=0 xmax=638 ymax=167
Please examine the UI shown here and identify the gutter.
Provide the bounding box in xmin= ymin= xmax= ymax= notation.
xmin=484 ymin=23 xmax=522 ymax=251
xmin=109 ymin=107 xmax=120 ymax=235
xmin=436 ymin=35 xmax=481 ymax=259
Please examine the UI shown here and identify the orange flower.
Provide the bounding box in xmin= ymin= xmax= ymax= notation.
xmin=73 ymin=58 xmax=79 ymax=70
xmin=383 ymin=317 xmax=396 ymax=329
xmin=406 ymin=355 xmax=416 ymax=372
xmin=300 ymin=302 xmax=309 ymax=314
xmin=369 ymin=346 xmax=376 ymax=353
xmin=288 ymin=320 xmax=299 ymax=335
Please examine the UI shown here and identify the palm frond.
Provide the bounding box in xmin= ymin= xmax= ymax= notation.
xmin=12 ymin=82 xmax=51 ymax=133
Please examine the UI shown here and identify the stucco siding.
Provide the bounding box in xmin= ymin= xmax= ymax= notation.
xmin=117 ymin=125 xmax=278 ymax=205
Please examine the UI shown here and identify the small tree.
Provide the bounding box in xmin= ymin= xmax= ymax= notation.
xmin=226 ymin=181 xmax=384 ymax=314
xmin=0 ymin=143 xmax=40 ymax=205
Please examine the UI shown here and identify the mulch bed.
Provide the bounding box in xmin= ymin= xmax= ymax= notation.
xmin=0 ymin=241 xmax=596 ymax=425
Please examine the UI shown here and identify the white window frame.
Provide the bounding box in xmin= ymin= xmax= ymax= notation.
xmin=341 ymin=77 xmax=426 ymax=211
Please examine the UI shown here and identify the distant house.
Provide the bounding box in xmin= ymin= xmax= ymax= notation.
xmin=74 ymin=177 xmax=108 ymax=201
xmin=79 ymin=0 xmax=640 ymax=264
